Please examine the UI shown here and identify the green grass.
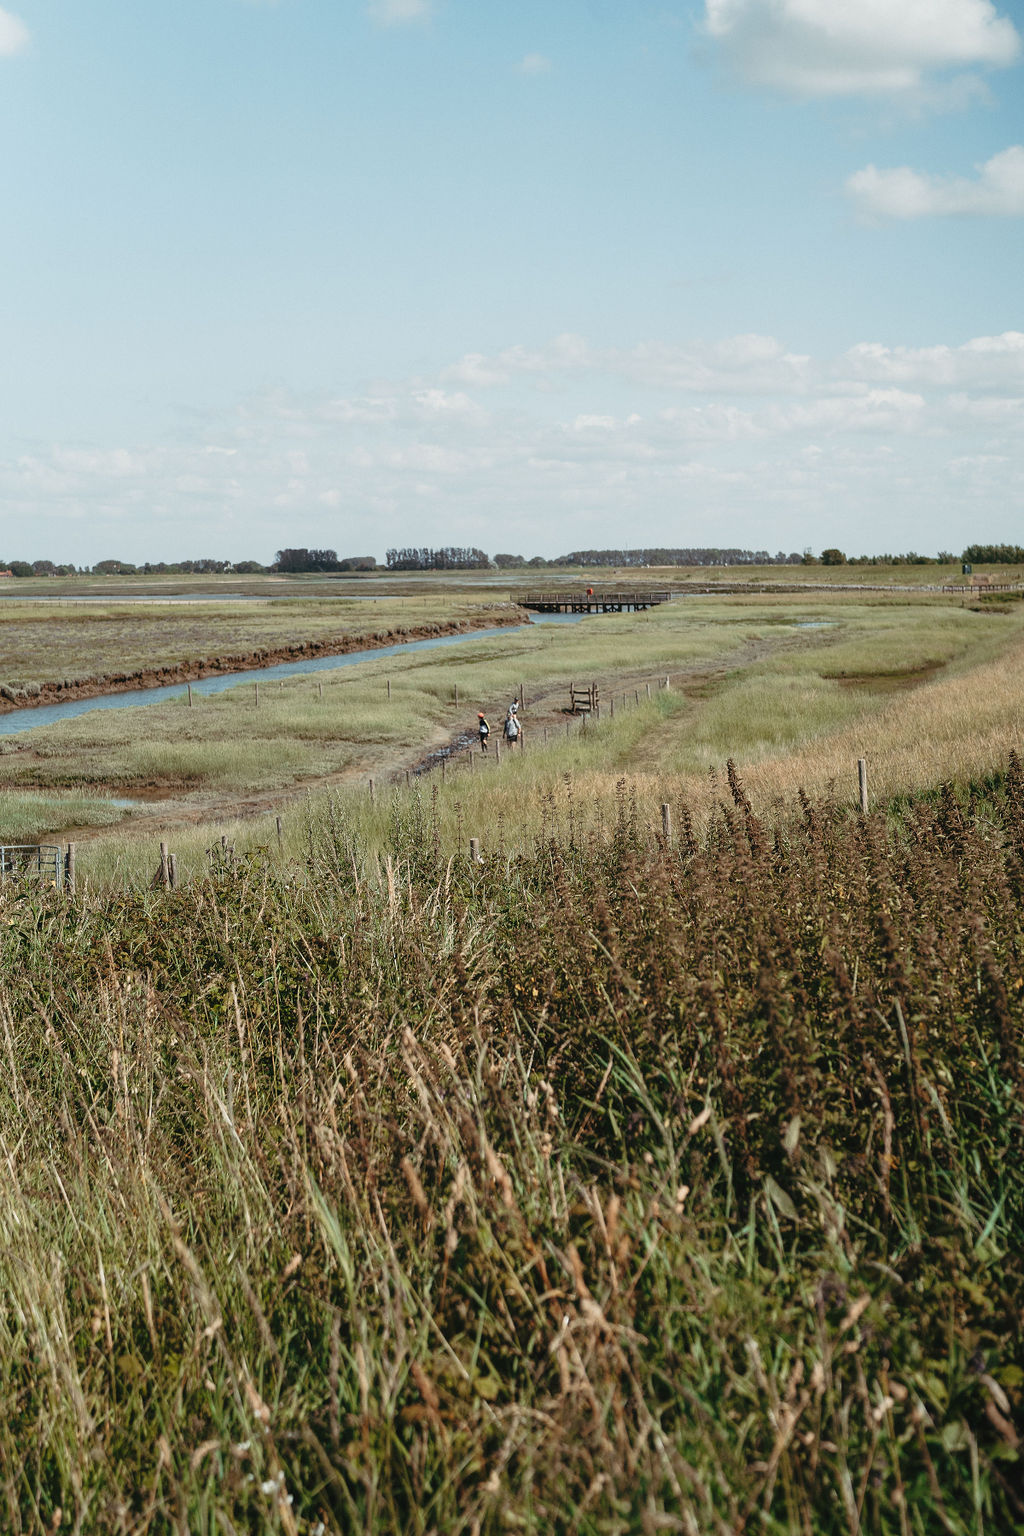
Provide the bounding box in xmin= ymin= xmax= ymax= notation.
xmin=0 ymin=790 xmax=128 ymax=840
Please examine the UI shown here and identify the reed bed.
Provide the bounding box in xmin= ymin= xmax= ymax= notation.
xmin=2 ymin=761 xmax=1024 ymax=1531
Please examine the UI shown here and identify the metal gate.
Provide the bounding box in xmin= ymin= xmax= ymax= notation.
xmin=0 ymin=845 xmax=65 ymax=886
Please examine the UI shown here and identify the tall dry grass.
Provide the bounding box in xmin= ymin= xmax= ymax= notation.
xmin=2 ymin=763 xmax=1024 ymax=1529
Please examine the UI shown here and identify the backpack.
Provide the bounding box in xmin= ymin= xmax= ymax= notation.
xmin=505 ymin=716 xmax=519 ymax=740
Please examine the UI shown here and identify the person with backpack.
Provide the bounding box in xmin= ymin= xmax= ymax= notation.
xmin=503 ymin=706 xmax=521 ymax=749
xmin=477 ymin=712 xmax=490 ymax=752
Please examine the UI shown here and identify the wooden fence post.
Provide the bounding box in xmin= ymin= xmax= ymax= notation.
xmin=495 ymin=740 xmax=501 ymax=765
xmin=276 ymin=815 xmax=283 ymax=846
xmin=369 ymin=778 xmax=375 ymax=803
xmin=661 ymin=803 xmax=673 ymax=845
xmin=858 ymin=758 xmax=869 ymax=814
xmin=454 ymin=682 xmax=459 ymax=706
xmin=609 ymin=697 xmax=614 ymax=718
xmin=646 ymin=682 xmax=651 ymax=700
xmin=469 ymin=838 xmax=480 ymax=864
xmin=387 ymin=678 xmax=391 ymax=700
xmin=65 ymin=843 xmax=76 ymax=894
xmin=168 ymin=853 xmax=178 ymax=890
xmin=187 ymin=682 xmax=193 ymax=708
xmin=441 ymin=757 xmax=446 ymax=781
xmin=254 ymin=682 xmax=259 ymax=708
xmin=318 ymin=681 xmax=323 ymax=700
xmin=519 ymin=681 xmax=525 ymax=709
xmin=159 ymin=842 xmax=170 ymax=890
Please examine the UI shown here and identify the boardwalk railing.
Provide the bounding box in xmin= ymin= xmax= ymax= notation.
xmin=940 ymin=583 xmax=1024 ymax=594
xmin=521 ymin=590 xmax=674 ymax=613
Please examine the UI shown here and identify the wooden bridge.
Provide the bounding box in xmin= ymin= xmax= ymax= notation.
xmin=521 ymin=589 xmax=674 ymax=614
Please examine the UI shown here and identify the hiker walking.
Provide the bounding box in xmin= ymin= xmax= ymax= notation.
xmin=477 ymin=711 xmax=490 ymax=752
xmin=503 ymin=703 xmax=521 ymax=749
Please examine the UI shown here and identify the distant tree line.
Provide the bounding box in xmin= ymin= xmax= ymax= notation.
xmin=386 ymin=547 xmax=491 ymax=571
xmin=1 ymin=560 xmax=80 ymax=577
xmin=843 ymin=552 xmax=947 ymax=566
xmin=813 ymin=550 xmax=1009 ymax=567
xmin=0 ymin=553 xmax=378 ymax=577
xmin=3 ymin=543 xmax=1022 ymax=579
xmin=274 ymin=549 xmax=377 ymax=573
xmin=962 ymin=545 xmax=1024 ymax=565
xmin=550 ymin=548 xmax=802 ymax=567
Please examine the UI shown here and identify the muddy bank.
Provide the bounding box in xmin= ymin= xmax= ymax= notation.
xmin=0 ymin=606 xmax=527 ymax=716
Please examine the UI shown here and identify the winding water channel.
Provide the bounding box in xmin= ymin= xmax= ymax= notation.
xmin=0 ymin=613 xmax=584 ymax=738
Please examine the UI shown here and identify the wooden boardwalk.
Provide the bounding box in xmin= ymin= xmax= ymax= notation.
xmin=521 ymin=589 xmax=674 ymax=614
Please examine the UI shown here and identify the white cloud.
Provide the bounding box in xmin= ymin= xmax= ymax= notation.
xmin=6 ymin=326 xmax=1024 ymax=559
xmin=846 ymin=145 xmax=1024 ymax=219
xmin=0 ymin=7 xmax=29 ymax=56
xmin=947 ymin=392 xmax=1024 ymax=423
xmin=443 ymin=332 xmax=812 ymax=394
xmin=776 ymin=388 xmax=929 ymax=434
xmin=703 ymin=0 xmax=1020 ymax=98
xmin=443 ymin=328 xmax=1024 ymax=399
xmin=519 ymin=53 xmax=552 ymax=75
xmin=367 ymin=0 xmax=431 ymax=26
xmin=838 ymin=332 xmax=1024 ymax=386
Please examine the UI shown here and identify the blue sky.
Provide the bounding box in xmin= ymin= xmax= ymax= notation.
xmin=1 ymin=0 xmax=1022 ymax=564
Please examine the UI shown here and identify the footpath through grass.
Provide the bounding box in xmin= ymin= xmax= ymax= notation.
xmin=2 ymin=763 xmax=1024 ymax=1531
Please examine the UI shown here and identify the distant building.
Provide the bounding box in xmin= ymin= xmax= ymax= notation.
xmin=0 ymin=570 xmax=12 ymax=578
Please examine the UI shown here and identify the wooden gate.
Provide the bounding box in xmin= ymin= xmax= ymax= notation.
xmin=569 ymin=681 xmax=599 ymax=714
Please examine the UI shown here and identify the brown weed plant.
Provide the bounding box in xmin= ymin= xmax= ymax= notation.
xmin=0 ymin=762 xmax=1023 ymax=1531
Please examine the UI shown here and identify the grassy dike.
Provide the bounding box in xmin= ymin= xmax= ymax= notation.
xmin=2 ymin=755 xmax=1024 ymax=1531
